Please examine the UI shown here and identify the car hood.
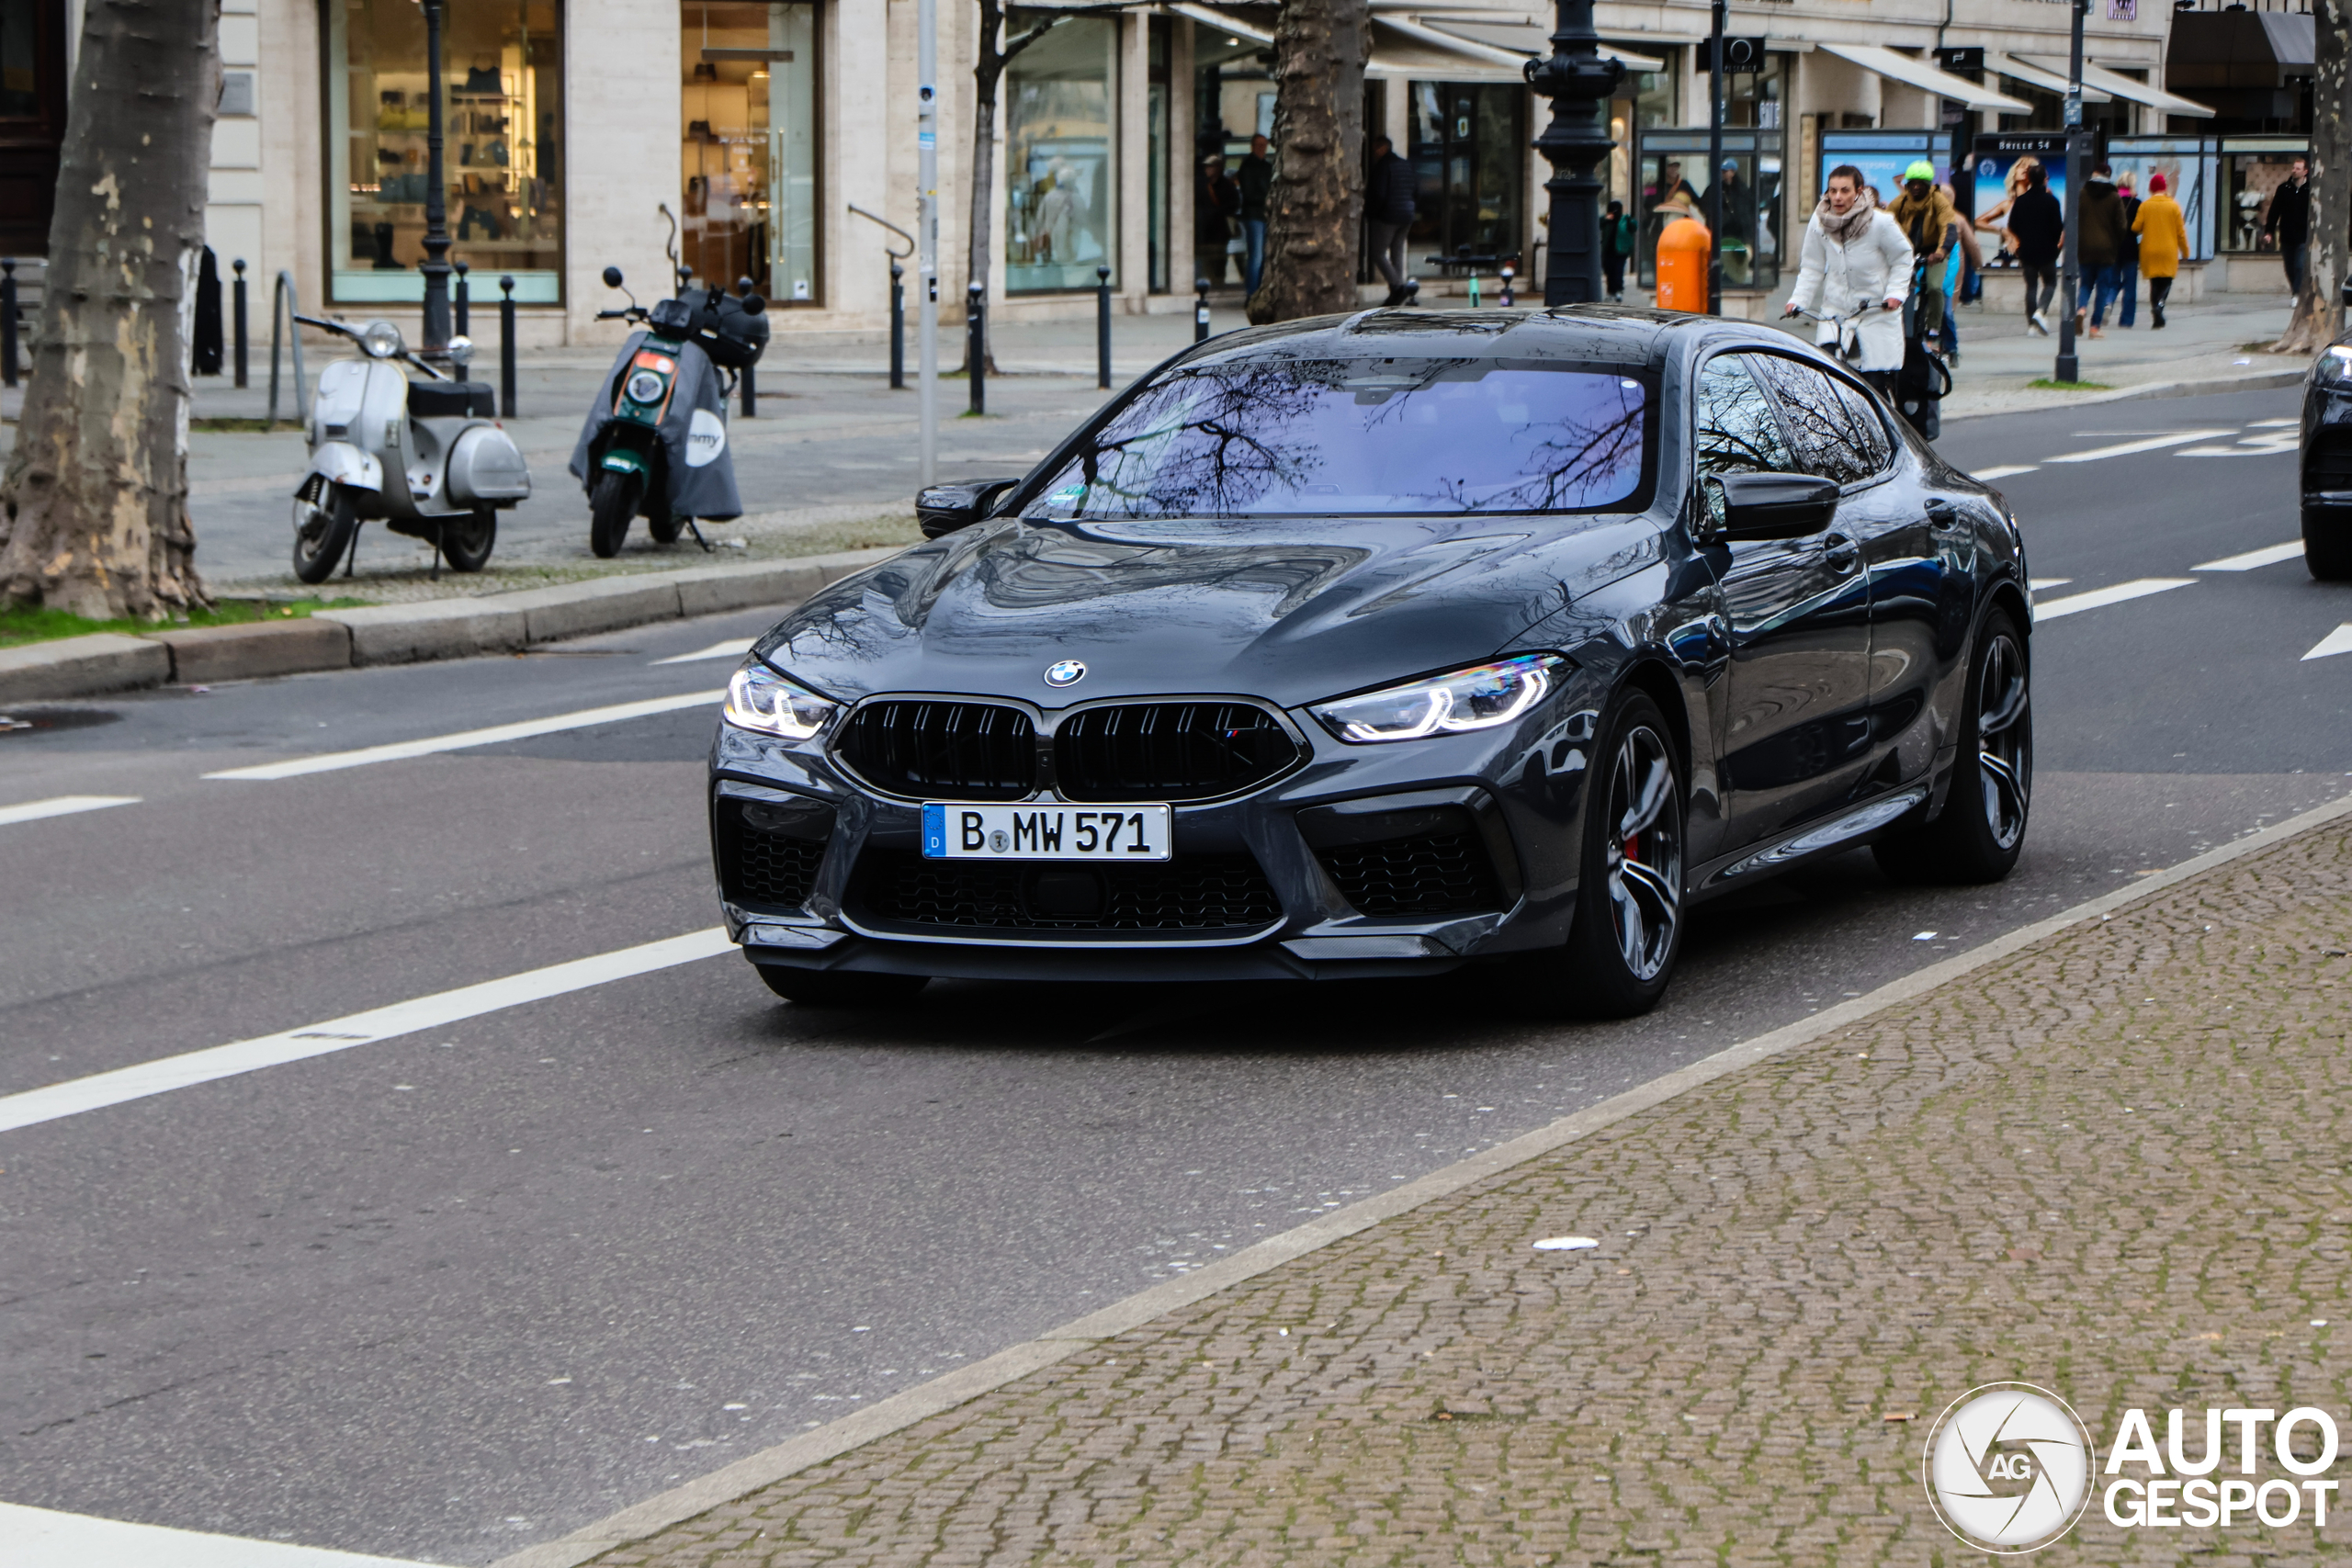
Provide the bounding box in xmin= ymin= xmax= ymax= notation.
xmin=754 ymin=513 xmax=1663 ymax=709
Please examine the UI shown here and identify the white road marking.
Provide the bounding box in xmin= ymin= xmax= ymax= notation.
xmin=0 ymin=795 xmax=140 ymax=828
xmin=0 ymin=928 xmax=733 ymax=1135
xmin=2303 ymin=625 xmax=2352 ymax=661
xmin=2044 ymin=430 xmax=2234 ymax=464
xmin=652 ymin=638 xmax=753 ymax=666
xmin=2033 ymin=578 xmax=2197 ymax=622
xmin=2177 ymin=430 xmax=2300 ymax=457
xmin=2195 ymin=541 xmax=2305 ymax=571
xmin=2028 ymin=578 xmax=2072 ymax=592
xmin=203 ymin=690 xmax=726 ymax=780
xmin=1972 ymin=464 xmax=2039 ymax=480
xmin=0 ymin=1502 xmax=435 ymax=1567
xmin=2248 ymin=418 xmax=2301 ymax=428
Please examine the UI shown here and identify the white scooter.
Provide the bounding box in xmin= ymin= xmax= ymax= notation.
xmin=290 ymin=316 xmax=531 ymax=583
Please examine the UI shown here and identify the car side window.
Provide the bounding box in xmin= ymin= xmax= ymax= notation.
xmin=1694 ymin=354 xmax=1795 ymax=478
xmin=1753 ymin=355 xmax=1891 ymax=487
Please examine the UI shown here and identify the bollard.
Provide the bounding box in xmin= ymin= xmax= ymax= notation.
xmin=967 ymin=279 xmax=986 ymax=416
xmin=737 ymin=276 xmax=756 ymax=418
xmin=888 ymin=260 xmax=905 ymax=389
xmin=232 ymin=259 xmax=250 ymax=388
xmin=266 ymin=269 xmax=307 ymax=426
xmin=1095 ymin=264 xmax=1112 ymax=389
xmin=453 ymin=259 xmax=469 ymax=340
xmin=498 ymin=275 xmax=517 ymax=417
xmin=1 ymin=259 xmax=17 ymax=389
xmin=1498 ymin=262 xmax=1515 ymax=309
xmin=1194 ymin=276 xmax=1211 ymax=343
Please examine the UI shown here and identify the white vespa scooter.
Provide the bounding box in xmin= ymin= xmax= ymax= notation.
xmin=289 ymin=316 xmax=531 ymax=583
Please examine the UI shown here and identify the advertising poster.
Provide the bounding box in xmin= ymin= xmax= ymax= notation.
xmin=1969 ymin=133 xmax=2075 ymax=268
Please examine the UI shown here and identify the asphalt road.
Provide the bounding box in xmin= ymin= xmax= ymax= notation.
xmin=1 ymin=384 xmax=2344 ymax=1565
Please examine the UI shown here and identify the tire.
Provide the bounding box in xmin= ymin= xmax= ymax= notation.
xmin=589 ymin=470 xmax=641 ymax=558
xmin=1873 ymin=609 xmax=2031 ymax=886
xmin=292 ymin=486 xmax=359 ymax=585
xmin=2304 ymin=506 xmax=2352 ymax=581
xmin=649 ymin=511 xmax=684 ymax=545
xmin=441 ymin=509 xmax=496 ymax=572
xmin=1509 ymin=690 xmax=1686 ymax=1020
xmin=753 ymin=964 xmax=930 ymax=1007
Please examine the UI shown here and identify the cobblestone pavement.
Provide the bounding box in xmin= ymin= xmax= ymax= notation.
xmin=585 ymin=825 xmax=2352 ymax=1567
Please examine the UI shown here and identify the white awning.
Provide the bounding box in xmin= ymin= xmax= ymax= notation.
xmin=1817 ymin=41 xmax=2032 ymax=115
xmin=1167 ymin=2 xmax=1272 ymax=45
xmin=1409 ymin=16 xmax=1667 ymax=73
xmin=2017 ymin=54 xmax=2217 ymax=119
xmin=1986 ymin=51 xmax=2111 ymax=104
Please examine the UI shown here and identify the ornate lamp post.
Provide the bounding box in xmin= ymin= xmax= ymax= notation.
xmin=417 ymin=0 xmax=454 ymax=352
xmin=1525 ymin=0 xmax=1623 ymax=307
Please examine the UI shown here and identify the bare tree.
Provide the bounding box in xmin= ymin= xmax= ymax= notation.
xmin=0 ymin=1 xmax=220 ymax=619
xmin=1246 ymin=0 xmax=1369 ymax=324
xmin=2278 ymin=0 xmax=2348 ymax=354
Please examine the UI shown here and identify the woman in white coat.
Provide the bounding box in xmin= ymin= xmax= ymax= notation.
xmin=1781 ymin=164 xmax=1915 ymax=394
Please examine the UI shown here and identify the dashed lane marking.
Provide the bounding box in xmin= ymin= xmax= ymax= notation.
xmin=0 ymin=795 xmax=140 ymax=828
xmin=1972 ymin=464 xmax=2038 ymax=480
xmin=2044 ymin=430 xmax=2234 ymax=464
xmin=2033 ymin=578 xmax=2197 ymax=621
xmin=652 ymin=638 xmax=754 ymax=666
xmin=0 ymin=1501 xmax=435 ymax=1567
xmin=2194 ymin=541 xmax=2305 ymax=571
xmin=2303 ymin=625 xmax=2352 ymax=661
xmin=2028 ymin=578 xmax=2071 ymax=592
xmin=202 ymin=691 xmax=726 ymax=780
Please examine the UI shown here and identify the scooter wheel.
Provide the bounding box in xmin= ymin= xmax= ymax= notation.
xmin=293 ymin=487 xmax=359 ymax=585
xmin=589 ymin=471 xmax=639 ymax=558
xmin=442 ymin=509 xmax=496 ymax=572
xmin=650 ymin=511 xmax=684 ymax=545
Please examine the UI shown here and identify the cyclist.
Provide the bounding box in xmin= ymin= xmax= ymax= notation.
xmin=1783 ymin=163 xmax=1914 ymax=395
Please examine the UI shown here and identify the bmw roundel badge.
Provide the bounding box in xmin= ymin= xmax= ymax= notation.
xmin=1045 ymin=659 xmax=1087 ymax=687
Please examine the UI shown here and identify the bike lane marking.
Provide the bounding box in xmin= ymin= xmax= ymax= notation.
xmin=201 ymin=691 xmax=726 ymax=780
xmin=0 ymin=795 xmax=141 ymax=828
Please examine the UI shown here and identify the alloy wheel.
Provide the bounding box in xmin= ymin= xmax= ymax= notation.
xmin=1974 ymin=633 xmax=2031 ymax=852
xmin=1604 ymin=724 xmax=1683 ymax=982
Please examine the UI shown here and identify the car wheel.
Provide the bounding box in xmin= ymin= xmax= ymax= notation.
xmin=440 ymin=509 xmax=496 ymax=572
xmin=753 ymin=964 xmax=930 ymax=1007
xmin=2304 ymin=506 xmax=2352 ymax=581
xmin=1874 ymin=609 xmax=2031 ymax=886
xmin=589 ymin=471 xmax=640 ymax=558
xmin=291 ymin=487 xmax=358 ymax=585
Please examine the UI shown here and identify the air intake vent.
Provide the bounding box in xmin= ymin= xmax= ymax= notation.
xmin=1316 ymin=830 xmax=1507 ymax=917
xmin=714 ymin=794 xmax=835 ymax=909
xmin=836 ymin=701 xmax=1037 ymax=801
xmin=1054 ymin=702 xmax=1300 ymax=802
xmin=851 ymin=848 xmax=1282 ymax=932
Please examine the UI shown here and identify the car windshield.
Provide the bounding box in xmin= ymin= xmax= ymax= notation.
xmin=1027 ymin=355 xmax=1654 ymax=519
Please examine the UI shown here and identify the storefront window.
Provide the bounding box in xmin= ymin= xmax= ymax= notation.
xmin=1606 ymin=58 xmax=1675 ymax=210
xmin=1148 ymin=16 xmax=1170 ymax=294
xmin=2222 ymin=139 xmax=2305 ymax=254
xmin=681 ymin=3 xmax=819 ymax=303
xmin=1006 ymin=11 xmax=1118 ymax=294
xmin=325 ymin=0 xmax=563 ymax=305
xmin=1634 ymin=129 xmax=1783 ymax=292
xmin=1408 ymin=82 xmax=1525 ymax=263
xmin=1723 ymin=54 xmax=1786 ymax=130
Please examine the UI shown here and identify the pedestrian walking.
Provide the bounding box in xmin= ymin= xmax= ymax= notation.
xmin=1942 ymin=204 xmax=1982 ymax=365
xmin=2132 ymin=171 xmax=2188 ymax=329
xmin=2078 ymin=164 xmax=2125 ymax=337
xmin=2006 ymin=162 xmax=2064 ymax=335
xmin=1196 ymin=153 xmax=1239 ymax=288
xmin=1366 ymin=136 xmax=1417 ymax=307
xmin=1237 ymin=134 xmax=1272 ymax=297
xmin=1783 ymin=164 xmax=1915 ymax=397
xmin=1601 ymin=198 xmax=1633 ymax=301
xmin=2116 ymin=172 xmax=2142 ymax=328
xmin=2263 ymin=156 xmax=2312 ymax=299
xmin=1889 ymin=161 xmax=1955 ymax=352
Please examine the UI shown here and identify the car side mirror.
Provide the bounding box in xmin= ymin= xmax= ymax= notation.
xmin=918 ymin=478 xmax=1023 ymax=538
xmin=1697 ymin=471 xmax=1840 ymax=544
xmin=601 ymin=265 xmax=624 ymax=288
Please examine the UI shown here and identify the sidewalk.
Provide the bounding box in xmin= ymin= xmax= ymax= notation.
xmin=533 ymin=807 xmax=2352 ymax=1567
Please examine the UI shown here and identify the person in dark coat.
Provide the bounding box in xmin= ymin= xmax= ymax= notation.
xmin=1601 ymin=198 xmax=1634 ymax=301
xmin=2006 ymin=163 xmax=2064 ymax=335
xmin=2263 ymin=156 xmax=2312 ymax=299
xmin=2115 ymin=172 xmax=2142 ymax=327
xmin=1237 ymin=134 xmax=1273 ymax=295
xmin=1366 ymin=135 xmax=1417 ymax=306
xmin=1196 ymin=153 xmax=1239 ymax=288
xmin=2078 ymin=164 xmax=2126 ymax=335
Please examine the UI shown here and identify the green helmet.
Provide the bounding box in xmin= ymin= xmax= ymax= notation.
xmin=1905 ymin=160 xmax=1937 ymax=184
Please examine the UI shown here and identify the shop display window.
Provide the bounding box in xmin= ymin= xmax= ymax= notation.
xmin=1408 ymin=81 xmax=1525 ymax=265
xmin=1008 ymin=12 xmax=1118 ymax=294
xmin=2222 ymin=141 xmax=2306 ymax=254
xmin=681 ymin=2 xmax=819 ymax=303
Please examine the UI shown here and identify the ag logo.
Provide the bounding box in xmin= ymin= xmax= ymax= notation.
xmin=1044 ymin=659 xmax=1086 ymax=687
xmin=685 ymin=406 xmax=728 ymax=468
xmin=1923 ymin=1382 xmax=2097 ymax=1553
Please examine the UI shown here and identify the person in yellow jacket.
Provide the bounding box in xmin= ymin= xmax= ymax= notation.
xmin=2132 ymin=172 xmax=2189 ymax=330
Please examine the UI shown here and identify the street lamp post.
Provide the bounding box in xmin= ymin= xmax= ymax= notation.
xmin=1525 ymin=0 xmax=1623 ymax=307
xmin=1706 ymin=0 xmax=1725 ymax=316
xmin=2053 ymin=0 xmax=2088 ymax=384
xmin=417 ymin=0 xmax=453 ymax=354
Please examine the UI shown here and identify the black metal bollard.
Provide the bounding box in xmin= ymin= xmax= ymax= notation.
xmin=1095 ymin=264 xmax=1112 ymax=389
xmin=967 ymin=280 xmax=986 ymax=416
xmin=888 ymin=260 xmax=905 ymax=389
xmin=498 ymin=275 xmax=517 ymax=418
xmin=453 ymin=260 xmax=469 ymax=340
xmin=2 ymin=259 xmax=17 ymax=389
xmin=232 ymin=258 xmax=250 ymax=389
xmin=737 ymin=276 xmax=756 ymax=418
xmin=1194 ymin=276 xmax=1211 ymax=343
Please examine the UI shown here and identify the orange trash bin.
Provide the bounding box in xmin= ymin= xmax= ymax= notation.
xmin=1654 ymin=217 xmax=1712 ymax=313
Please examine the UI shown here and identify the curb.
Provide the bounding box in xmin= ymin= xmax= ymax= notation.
xmin=0 ymin=549 xmax=893 ymax=705
xmin=1944 ymin=365 xmax=2306 ymax=423
xmin=489 ymin=785 xmax=2352 ymax=1568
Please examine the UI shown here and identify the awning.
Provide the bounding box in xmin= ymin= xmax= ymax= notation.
xmin=1816 ymin=41 xmax=2032 ymax=115
xmin=1985 ymin=51 xmax=2110 ymax=105
xmin=1168 ymin=1 xmax=1272 ymax=45
xmin=1408 ymin=16 xmax=1667 ymax=73
xmin=1171 ymin=2 xmax=1514 ymax=78
xmin=2015 ymin=54 xmax=2217 ymax=119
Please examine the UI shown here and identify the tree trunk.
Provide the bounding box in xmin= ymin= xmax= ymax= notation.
xmin=2278 ymin=0 xmax=2348 ymax=354
xmin=1246 ymin=0 xmax=1368 ymax=324
xmin=966 ymin=0 xmax=1002 ymax=375
xmin=0 ymin=1 xmax=220 ymax=618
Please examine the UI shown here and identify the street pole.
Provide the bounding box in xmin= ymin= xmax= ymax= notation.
xmin=2054 ymin=0 xmax=2087 ymax=383
xmin=1706 ymin=0 xmax=1725 ymax=316
xmin=418 ymin=0 xmax=452 ymax=353
xmin=1526 ymin=0 xmax=1623 ymax=307
xmin=917 ymin=0 xmax=939 ymax=487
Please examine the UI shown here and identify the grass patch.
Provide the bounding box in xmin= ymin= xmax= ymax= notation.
xmin=0 ymin=595 xmax=366 ymax=651
xmin=190 ymin=416 xmax=296 ymax=433
xmin=2026 ymin=378 xmax=2113 ymax=391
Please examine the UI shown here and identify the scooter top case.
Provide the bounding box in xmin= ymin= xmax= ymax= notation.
xmin=309 ymin=358 xmax=528 ymax=531
xmin=567 ymin=331 xmax=743 ymax=522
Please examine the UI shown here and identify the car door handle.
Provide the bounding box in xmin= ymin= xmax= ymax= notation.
xmin=1821 ymin=531 xmax=1860 ymax=573
xmin=1927 ymin=500 xmax=1966 ymax=533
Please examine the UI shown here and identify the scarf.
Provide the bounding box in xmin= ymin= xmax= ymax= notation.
xmin=1815 ymin=186 xmax=1877 ymax=247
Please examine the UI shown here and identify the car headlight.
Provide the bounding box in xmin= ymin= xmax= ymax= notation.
xmin=2315 ymin=345 xmax=2352 ymax=386
xmin=1310 ymin=654 xmax=1566 ymax=743
xmin=625 ymin=368 xmax=666 ymax=404
xmin=358 ymin=319 xmax=404 ymax=360
xmin=723 ymin=661 xmax=838 ymax=740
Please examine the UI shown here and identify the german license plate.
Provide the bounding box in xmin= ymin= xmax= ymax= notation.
xmin=922 ymin=803 xmax=1171 ymax=861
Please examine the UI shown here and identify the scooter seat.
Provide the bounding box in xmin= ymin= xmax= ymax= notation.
xmin=407 ymin=380 xmax=495 ymax=419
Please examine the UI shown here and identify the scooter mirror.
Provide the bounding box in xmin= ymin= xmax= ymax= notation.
xmin=448 ymin=334 xmax=475 ymax=368
xmin=741 ymin=295 xmax=767 ymax=315
xmin=601 ymin=265 xmax=624 ymax=288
